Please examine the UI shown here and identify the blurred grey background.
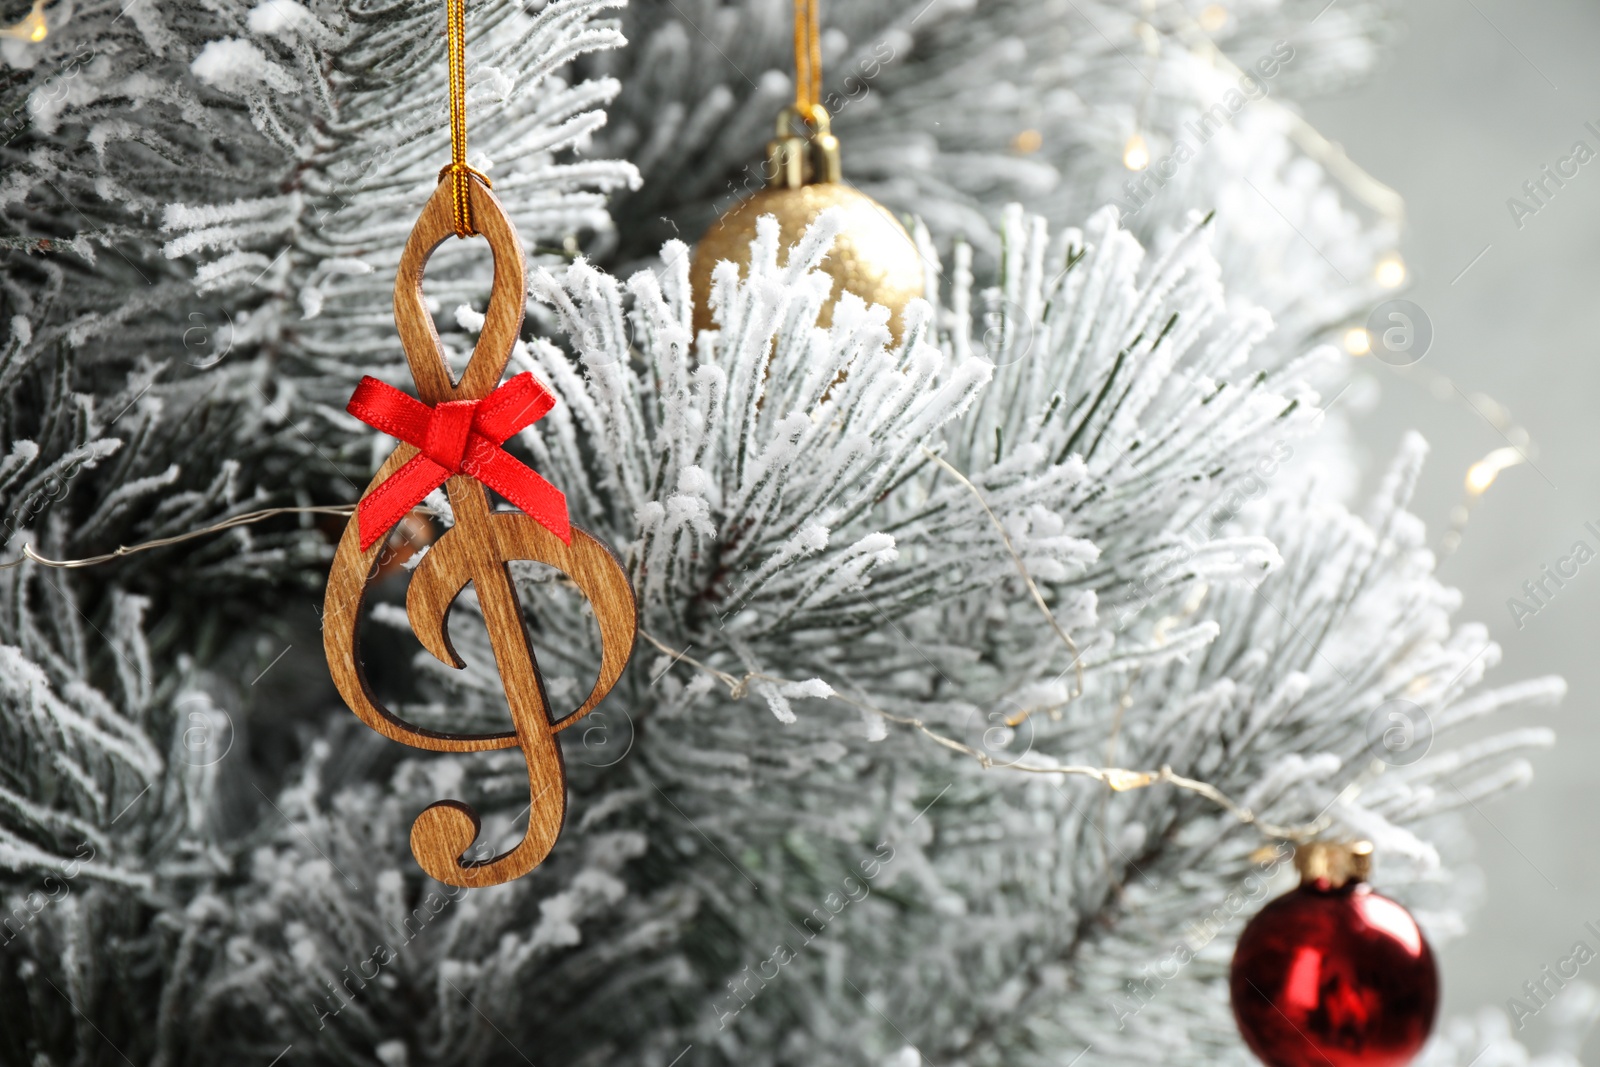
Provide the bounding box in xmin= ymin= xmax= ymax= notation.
xmin=1305 ymin=0 xmax=1600 ymax=1059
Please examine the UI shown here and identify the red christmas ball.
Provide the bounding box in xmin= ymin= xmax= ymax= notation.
xmin=1230 ymin=881 xmax=1438 ymax=1067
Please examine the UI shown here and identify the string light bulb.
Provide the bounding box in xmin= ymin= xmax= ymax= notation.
xmin=1199 ymin=4 xmax=1229 ymax=31
xmin=0 ymin=0 xmax=47 ymax=41
xmin=1375 ymin=253 xmax=1407 ymax=289
xmin=1343 ymin=327 xmax=1371 ymax=356
xmin=1465 ymin=447 xmax=1525 ymax=495
xmin=1012 ymin=129 xmax=1042 ymax=154
xmin=1123 ymin=133 xmax=1151 ymax=171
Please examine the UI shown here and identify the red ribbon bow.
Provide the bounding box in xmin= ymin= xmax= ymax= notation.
xmin=346 ymin=372 xmax=570 ymax=551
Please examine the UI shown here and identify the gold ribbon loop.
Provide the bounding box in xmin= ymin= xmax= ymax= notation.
xmin=793 ymin=0 xmax=821 ymax=115
xmin=444 ymin=0 xmax=489 ymax=238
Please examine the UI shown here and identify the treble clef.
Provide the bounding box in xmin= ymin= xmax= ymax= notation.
xmin=322 ymin=174 xmax=636 ymax=889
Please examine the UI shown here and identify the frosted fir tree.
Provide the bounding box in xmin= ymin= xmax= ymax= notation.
xmin=0 ymin=1 xmax=1587 ymax=1066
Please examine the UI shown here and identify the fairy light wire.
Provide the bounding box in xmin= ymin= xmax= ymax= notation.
xmin=634 ymin=628 xmax=1332 ymax=842
xmin=1 ymin=462 xmax=1336 ymax=841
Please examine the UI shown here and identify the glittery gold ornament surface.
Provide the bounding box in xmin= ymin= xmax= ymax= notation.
xmin=689 ymin=182 xmax=925 ymax=340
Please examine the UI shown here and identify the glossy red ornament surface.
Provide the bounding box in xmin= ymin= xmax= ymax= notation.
xmin=1230 ymin=883 xmax=1438 ymax=1067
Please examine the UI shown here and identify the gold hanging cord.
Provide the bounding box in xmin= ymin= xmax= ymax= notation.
xmin=792 ymin=0 xmax=823 ymax=120
xmin=442 ymin=0 xmax=492 ymax=238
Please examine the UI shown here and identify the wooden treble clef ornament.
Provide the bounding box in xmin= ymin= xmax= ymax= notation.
xmin=322 ymin=166 xmax=636 ymax=888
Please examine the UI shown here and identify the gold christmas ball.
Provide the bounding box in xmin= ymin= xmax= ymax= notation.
xmin=689 ymin=182 xmax=925 ymax=341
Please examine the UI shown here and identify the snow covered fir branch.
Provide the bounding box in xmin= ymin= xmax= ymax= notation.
xmin=0 ymin=0 xmax=1588 ymax=1065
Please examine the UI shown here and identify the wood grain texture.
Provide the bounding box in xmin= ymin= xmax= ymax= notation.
xmin=323 ymin=175 xmax=637 ymax=888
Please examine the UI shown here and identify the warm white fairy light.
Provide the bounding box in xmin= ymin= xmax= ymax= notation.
xmin=1465 ymin=446 xmax=1525 ymax=495
xmin=1123 ymin=133 xmax=1151 ymax=171
xmin=1012 ymin=129 xmax=1042 ymax=154
xmin=1375 ymin=253 xmax=1407 ymax=289
xmin=1199 ymin=4 xmax=1229 ymax=31
xmin=1343 ymin=327 xmax=1371 ymax=356
xmin=0 ymin=0 xmax=47 ymax=41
